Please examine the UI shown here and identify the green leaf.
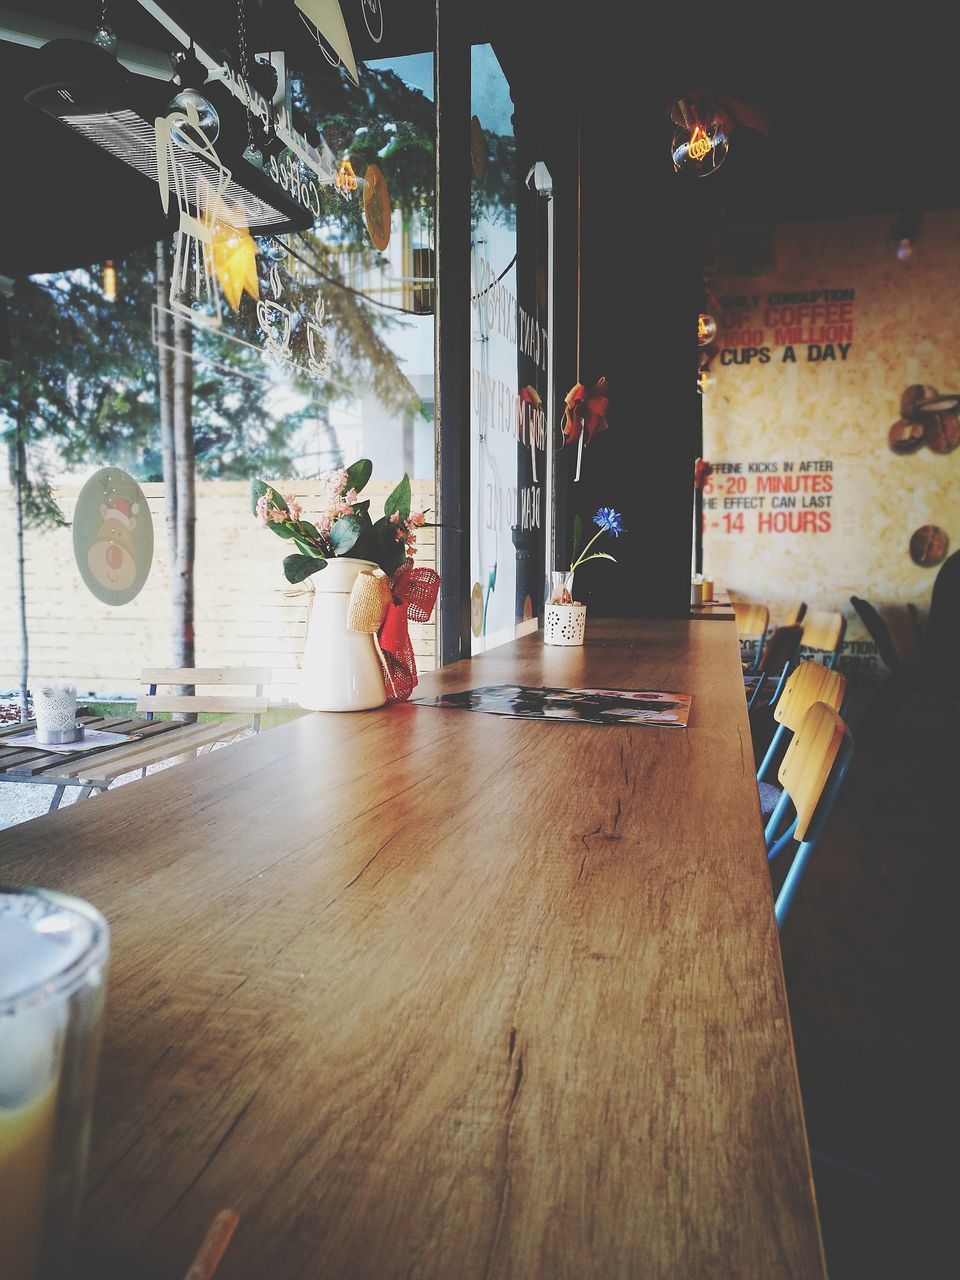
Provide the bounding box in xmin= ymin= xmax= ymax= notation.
xmin=571 ymin=514 xmax=583 ymax=565
xmin=298 ymin=520 xmax=322 ymax=540
xmin=268 ymin=522 xmax=300 ymax=540
xmin=576 ymin=553 xmax=617 ymax=566
xmin=329 ymin=514 xmax=362 ymax=555
xmin=283 ymin=554 xmax=327 ymax=583
xmin=294 ymin=538 xmax=325 ymax=558
xmin=351 ymin=499 xmax=371 ymax=517
xmin=251 ymin=479 xmax=288 ymax=516
xmin=384 ymin=474 xmax=411 ymax=521
xmin=344 ymin=459 xmax=373 ymax=495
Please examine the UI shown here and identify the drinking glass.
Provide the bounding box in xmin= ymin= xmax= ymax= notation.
xmin=0 ymin=888 xmax=109 ymax=1279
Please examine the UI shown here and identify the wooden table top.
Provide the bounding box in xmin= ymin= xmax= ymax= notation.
xmin=0 ymin=619 xmax=825 ymax=1279
xmin=689 ymin=596 xmax=736 ymax=622
xmin=0 ymin=713 xmax=182 ymax=781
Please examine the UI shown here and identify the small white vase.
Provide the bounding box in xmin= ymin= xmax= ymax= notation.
xmin=298 ymin=557 xmax=387 ymax=711
xmin=544 ymin=602 xmax=587 ymax=646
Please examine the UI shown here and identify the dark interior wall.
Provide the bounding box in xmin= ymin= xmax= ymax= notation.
xmin=570 ymin=123 xmax=702 ymax=618
xmin=492 ymin=24 xmax=705 ymax=620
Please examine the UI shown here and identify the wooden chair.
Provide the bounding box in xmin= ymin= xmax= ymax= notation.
xmin=764 ymin=701 xmax=854 ymax=929
xmin=734 ymin=602 xmax=769 ymax=672
xmin=61 ymin=668 xmax=271 ymax=797
xmin=799 ymin=608 xmax=846 ymax=668
xmin=756 ymin=660 xmax=846 ymax=819
xmin=744 ymin=624 xmax=804 ymax=710
xmin=783 ymin=601 xmax=807 ymax=627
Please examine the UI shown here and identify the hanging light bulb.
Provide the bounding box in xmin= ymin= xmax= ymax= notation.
xmin=167 ymin=88 xmax=220 ymax=148
xmin=103 ymin=260 xmax=117 ymax=302
xmin=670 ymin=94 xmax=730 ymax=176
xmin=335 ymin=158 xmax=359 ymax=195
xmin=891 ymin=211 xmax=920 ymax=263
xmin=93 ymin=2 xmax=117 ymax=57
xmin=697 ymin=312 xmax=717 ymax=346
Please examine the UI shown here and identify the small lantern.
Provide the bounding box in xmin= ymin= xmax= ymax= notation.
xmin=103 ymin=260 xmax=117 ymax=302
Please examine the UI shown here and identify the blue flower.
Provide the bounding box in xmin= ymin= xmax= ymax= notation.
xmin=593 ymin=507 xmax=624 ymax=537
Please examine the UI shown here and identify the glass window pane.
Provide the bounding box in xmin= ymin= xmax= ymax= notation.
xmin=469 ymin=43 xmax=551 ymax=654
xmin=1 ymin=22 xmax=438 ymax=733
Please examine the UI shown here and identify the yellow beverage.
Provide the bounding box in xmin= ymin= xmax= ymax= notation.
xmin=0 ymin=1080 xmax=58 ymax=1280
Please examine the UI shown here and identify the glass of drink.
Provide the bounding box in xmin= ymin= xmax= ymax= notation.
xmin=0 ymin=888 xmax=109 ymax=1279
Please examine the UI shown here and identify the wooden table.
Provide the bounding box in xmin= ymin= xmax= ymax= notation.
xmin=690 ymin=595 xmax=736 ymax=622
xmin=0 ymin=620 xmax=825 ymax=1279
xmin=0 ymin=712 xmax=186 ymax=809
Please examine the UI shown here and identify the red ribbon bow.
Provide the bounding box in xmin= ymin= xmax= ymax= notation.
xmin=379 ymin=560 xmax=441 ymax=702
xmin=562 ymin=376 xmax=609 ymax=447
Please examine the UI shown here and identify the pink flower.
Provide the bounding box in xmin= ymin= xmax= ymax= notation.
xmin=285 ymin=495 xmax=303 ymax=522
xmin=408 ymin=510 xmax=426 ymax=528
xmin=389 ymin=511 xmax=400 ymax=524
xmin=255 ymin=494 xmax=270 ymax=528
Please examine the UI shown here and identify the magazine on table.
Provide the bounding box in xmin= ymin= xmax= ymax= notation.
xmin=412 ymin=685 xmax=692 ymax=727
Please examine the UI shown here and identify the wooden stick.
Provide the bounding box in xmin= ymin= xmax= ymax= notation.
xmin=183 ymin=1209 xmax=239 ymax=1280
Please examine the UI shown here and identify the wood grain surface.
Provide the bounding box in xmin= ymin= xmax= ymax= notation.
xmin=0 ymin=620 xmax=825 ymax=1279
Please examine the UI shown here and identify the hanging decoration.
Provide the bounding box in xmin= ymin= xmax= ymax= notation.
xmin=156 ymin=101 xmax=231 ymax=328
xmin=363 ymin=163 xmax=391 ymax=251
xmin=93 ymin=0 xmax=118 ymax=56
xmin=295 ymin=0 xmax=360 ymax=86
xmin=668 ymin=89 xmax=772 ymax=177
xmin=562 ymin=377 xmax=610 ymax=482
xmin=335 ymin=158 xmax=359 ymax=195
xmin=103 ymin=260 xmax=117 ymax=303
xmin=362 ymin=0 xmax=384 ymax=43
xmin=306 ymin=295 xmax=332 ymax=378
xmin=211 ymin=208 xmax=260 ymax=310
xmin=73 ymin=469 xmax=154 ymax=606
xmin=257 ymin=264 xmax=295 ymax=361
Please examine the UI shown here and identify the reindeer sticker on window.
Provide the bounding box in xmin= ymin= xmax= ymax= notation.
xmin=73 ymin=469 xmax=154 ymax=606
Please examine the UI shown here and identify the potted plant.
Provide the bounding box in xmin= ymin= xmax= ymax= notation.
xmin=545 ymin=507 xmax=625 ymax=646
xmin=253 ymin=461 xmax=428 ymax=710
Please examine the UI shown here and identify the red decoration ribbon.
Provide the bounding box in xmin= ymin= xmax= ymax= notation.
xmin=562 ymin=376 xmax=609 ymax=446
xmin=379 ymin=560 xmax=441 ymax=702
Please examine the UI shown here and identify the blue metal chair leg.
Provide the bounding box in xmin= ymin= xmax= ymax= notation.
xmin=775 ymin=839 xmax=814 ymax=928
xmin=757 ymin=722 xmax=787 ymax=783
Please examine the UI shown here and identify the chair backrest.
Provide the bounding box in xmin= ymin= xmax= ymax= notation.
xmin=772 ymin=702 xmax=855 ymax=929
xmin=774 ymin=660 xmax=846 ymax=731
xmin=778 ymin=702 xmax=849 ymax=840
xmin=734 ymin=602 xmax=769 ymax=640
xmin=782 ymin=601 xmax=808 ymax=627
xmin=800 ymin=609 xmax=846 ymax=666
xmin=849 ymin=596 xmax=901 ymax=673
xmin=138 ymin=667 xmax=271 ymax=727
xmin=757 ymin=625 xmax=804 ymax=675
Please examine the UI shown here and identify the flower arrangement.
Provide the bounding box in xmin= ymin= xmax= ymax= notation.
xmin=550 ymin=507 xmax=625 ymax=603
xmin=252 ymin=459 xmax=427 ymax=582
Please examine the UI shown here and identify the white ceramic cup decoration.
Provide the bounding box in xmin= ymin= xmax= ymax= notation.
xmin=34 ymin=683 xmax=78 ymax=739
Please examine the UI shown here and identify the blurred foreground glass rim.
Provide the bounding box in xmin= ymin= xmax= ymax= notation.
xmin=0 ymin=887 xmax=109 ymax=1018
